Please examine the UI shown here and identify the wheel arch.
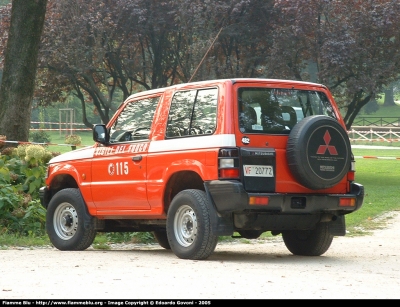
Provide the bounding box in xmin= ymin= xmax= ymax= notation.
xmin=46 ymin=173 xmax=79 ymax=205
xmin=163 ymin=170 xmax=204 ymax=214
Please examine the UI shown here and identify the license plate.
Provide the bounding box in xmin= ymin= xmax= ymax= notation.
xmin=243 ymin=165 xmax=274 ymax=177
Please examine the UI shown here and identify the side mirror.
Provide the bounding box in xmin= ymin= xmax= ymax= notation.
xmin=93 ymin=124 xmax=109 ymax=144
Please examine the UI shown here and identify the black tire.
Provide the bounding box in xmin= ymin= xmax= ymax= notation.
xmin=46 ymin=188 xmax=97 ymax=251
xmin=286 ymin=115 xmax=351 ymax=190
xmin=153 ymin=229 xmax=171 ymax=249
xmin=238 ymin=230 xmax=263 ymax=239
xmin=166 ymin=189 xmax=218 ymax=260
xmin=282 ymin=222 xmax=333 ymax=256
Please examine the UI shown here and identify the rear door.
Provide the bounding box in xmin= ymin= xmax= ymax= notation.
xmin=233 ymin=81 xmax=344 ymax=193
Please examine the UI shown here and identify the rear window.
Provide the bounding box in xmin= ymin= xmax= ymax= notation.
xmin=238 ymin=88 xmax=337 ymax=134
xmin=166 ymin=88 xmax=218 ymax=138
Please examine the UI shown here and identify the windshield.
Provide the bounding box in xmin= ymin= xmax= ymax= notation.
xmin=238 ymin=87 xmax=337 ymax=134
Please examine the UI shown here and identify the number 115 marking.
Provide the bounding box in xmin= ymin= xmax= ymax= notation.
xmin=116 ymin=162 xmax=129 ymax=175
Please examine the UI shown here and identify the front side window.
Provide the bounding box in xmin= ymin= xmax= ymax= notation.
xmin=166 ymin=88 xmax=218 ymax=137
xmin=238 ymin=88 xmax=337 ymax=134
xmin=109 ymin=96 xmax=160 ymax=143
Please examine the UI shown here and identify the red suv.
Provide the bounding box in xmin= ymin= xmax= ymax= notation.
xmin=40 ymin=78 xmax=364 ymax=260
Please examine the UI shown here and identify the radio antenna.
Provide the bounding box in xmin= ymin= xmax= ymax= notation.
xmin=188 ymin=26 xmax=224 ymax=83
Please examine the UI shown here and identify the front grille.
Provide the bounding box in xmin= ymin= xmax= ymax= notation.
xmin=240 ymin=148 xmax=276 ymax=193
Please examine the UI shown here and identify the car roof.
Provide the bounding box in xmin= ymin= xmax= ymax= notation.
xmin=125 ymin=78 xmax=327 ymax=101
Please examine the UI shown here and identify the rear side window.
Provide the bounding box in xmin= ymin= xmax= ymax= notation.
xmin=109 ymin=96 xmax=160 ymax=143
xmin=166 ymin=88 xmax=218 ymax=138
xmin=238 ymin=88 xmax=337 ymax=134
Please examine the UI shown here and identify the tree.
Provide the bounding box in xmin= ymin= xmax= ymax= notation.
xmin=2 ymin=0 xmax=400 ymax=130
xmin=36 ymin=0 xmax=124 ymax=126
xmin=36 ymin=0 xmax=207 ymax=126
xmin=269 ymin=0 xmax=400 ymax=129
xmin=0 ymin=0 xmax=48 ymax=142
xmin=189 ymin=0 xmax=275 ymax=81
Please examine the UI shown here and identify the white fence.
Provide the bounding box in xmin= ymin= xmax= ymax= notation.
xmin=348 ymin=127 xmax=400 ymax=144
xmin=30 ymin=121 xmax=91 ymax=135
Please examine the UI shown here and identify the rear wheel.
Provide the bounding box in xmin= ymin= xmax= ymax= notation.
xmin=282 ymin=222 xmax=333 ymax=256
xmin=46 ymin=188 xmax=96 ymax=251
xmin=167 ymin=189 xmax=218 ymax=260
xmin=153 ymin=229 xmax=171 ymax=249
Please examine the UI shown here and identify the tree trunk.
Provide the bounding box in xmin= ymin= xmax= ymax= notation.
xmin=343 ymin=91 xmax=372 ymax=130
xmin=0 ymin=0 xmax=47 ymax=143
xmin=383 ymin=85 xmax=395 ymax=106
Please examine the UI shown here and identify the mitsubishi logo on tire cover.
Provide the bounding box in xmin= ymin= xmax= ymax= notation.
xmin=307 ymin=125 xmax=348 ymax=180
xmin=316 ymin=130 xmax=338 ymax=155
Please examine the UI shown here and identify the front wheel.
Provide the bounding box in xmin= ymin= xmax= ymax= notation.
xmin=46 ymin=188 xmax=97 ymax=250
xmin=282 ymin=222 xmax=333 ymax=256
xmin=167 ymin=190 xmax=218 ymax=260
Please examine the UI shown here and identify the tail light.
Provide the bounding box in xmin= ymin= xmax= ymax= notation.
xmin=249 ymin=196 xmax=269 ymax=205
xmin=347 ymin=153 xmax=356 ymax=182
xmin=339 ymin=197 xmax=356 ymax=207
xmin=218 ymin=148 xmax=240 ymax=179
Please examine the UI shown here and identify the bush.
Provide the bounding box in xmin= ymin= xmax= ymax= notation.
xmin=0 ymin=145 xmax=59 ymax=236
xmin=65 ymin=134 xmax=82 ymax=145
xmin=0 ymin=144 xmax=157 ymax=244
xmin=30 ymin=130 xmax=51 ymax=144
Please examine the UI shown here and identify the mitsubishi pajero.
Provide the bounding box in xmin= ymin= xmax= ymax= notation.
xmin=40 ymin=78 xmax=364 ymax=260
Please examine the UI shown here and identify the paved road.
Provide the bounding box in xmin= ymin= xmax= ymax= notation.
xmin=1 ymin=212 xmax=399 ymax=300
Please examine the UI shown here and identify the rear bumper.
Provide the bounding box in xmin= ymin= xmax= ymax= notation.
xmin=204 ymin=180 xmax=364 ymax=214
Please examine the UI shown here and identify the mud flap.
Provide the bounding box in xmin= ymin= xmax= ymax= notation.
xmin=205 ymin=186 xmax=234 ymax=236
xmin=328 ymin=215 xmax=346 ymax=236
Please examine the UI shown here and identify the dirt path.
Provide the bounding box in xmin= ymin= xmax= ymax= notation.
xmin=1 ymin=212 xmax=400 ymax=300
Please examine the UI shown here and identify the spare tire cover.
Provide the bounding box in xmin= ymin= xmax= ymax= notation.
xmin=286 ymin=115 xmax=351 ymax=190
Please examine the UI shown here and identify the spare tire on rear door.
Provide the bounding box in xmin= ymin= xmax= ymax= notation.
xmin=286 ymin=115 xmax=351 ymax=190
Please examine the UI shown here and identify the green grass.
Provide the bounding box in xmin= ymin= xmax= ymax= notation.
xmin=32 ymin=131 xmax=94 ymax=154
xmin=0 ymin=234 xmax=50 ymax=249
xmin=352 ymin=148 xmax=400 ymax=157
xmin=361 ymin=104 xmax=400 ymax=117
xmin=345 ymin=157 xmax=400 ymax=235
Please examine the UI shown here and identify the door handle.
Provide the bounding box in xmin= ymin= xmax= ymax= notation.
xmin=132 ymin=155 xmax=142 ymax=162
